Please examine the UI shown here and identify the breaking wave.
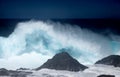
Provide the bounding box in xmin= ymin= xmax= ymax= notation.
xmin=0 ymin=20 xmax=120 ymax=69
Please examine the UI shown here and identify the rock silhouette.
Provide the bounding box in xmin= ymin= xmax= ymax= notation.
xmin=36 ymin=52 xmax=88 ymax=71
xmin=95 ymin=55 xmax=120 ymax=67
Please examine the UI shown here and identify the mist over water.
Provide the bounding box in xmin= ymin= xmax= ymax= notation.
xmin=0 ymin=20 xmax=120 ymax=69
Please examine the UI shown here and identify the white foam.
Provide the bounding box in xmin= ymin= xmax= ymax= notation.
xmin=0 ymin=20 xmax=120 ymax=69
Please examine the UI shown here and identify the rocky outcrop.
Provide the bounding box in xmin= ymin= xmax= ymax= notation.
xmin=95 ymin=55 xmax=120 ymax=67
xmin=36 ymin=52 xmax=88 ymax=71
xmin=0 ymin=68 xmax=9 ymax=76
xmin=0 ymin=68 xmax=32 ymax=77
xmin=97 ymin=74 xmax=115 ymax=77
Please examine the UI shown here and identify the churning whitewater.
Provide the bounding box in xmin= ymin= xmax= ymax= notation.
xmin=0 ymin=20 xmax=120 ymax=69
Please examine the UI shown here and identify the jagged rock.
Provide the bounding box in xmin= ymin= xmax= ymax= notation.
xmin=95 ymin=55 xmax=120 ymax=67
xmin=36 ymin=52 xmax=88 ymax=71
xmin=97 ymin=74 xmax=115 ymax=77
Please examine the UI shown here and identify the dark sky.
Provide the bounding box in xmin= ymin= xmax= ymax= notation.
xmin=0 ymin=0 xmax=120 ymax=37
xmin=0 ymin=0 xmax=120 ymax=18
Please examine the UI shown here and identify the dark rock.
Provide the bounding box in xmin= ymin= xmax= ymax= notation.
xmin=95 ymin=55 xmax=120 ymax=67
xmin=0 ymin=68 xmax=32 ymax=77
xmin=36 ymin=52 xmax=88 ymax=71
xmin=17 ymin=68 xmax=30 ymax=70
xmin=97 ymin=74 xmax=115 ymax=77
xmin=0 ymin=68 xmax=9 ymax=76
xmin=9 ymin=70 xmax=32 ymax=77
